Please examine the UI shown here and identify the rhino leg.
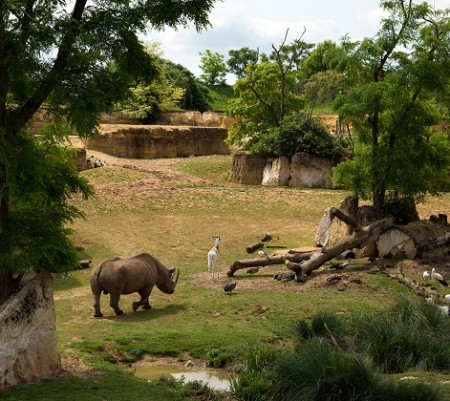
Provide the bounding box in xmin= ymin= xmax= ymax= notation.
xmin=133 ymin=289 xmax=152 ymax=311
xmin=92 ymin=289 xmax=103 ymax=318
xmin=110 ymin=293 xmax=123 ymax=316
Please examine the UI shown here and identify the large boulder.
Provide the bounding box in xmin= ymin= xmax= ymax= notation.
xmin=229 ymin=151 xmax=267 ymax=185
xmin=87 ymin=124 xmax=229 ymax=159
xmin=289 ymin=152 xmax=335 ymax=188
xmin=0 ymin=272 xmax=61 ymax=389
xmin=229 ymin=151 xmax=337 ymax=188
xmin=262 ymin=157 xmax=290 ymax=186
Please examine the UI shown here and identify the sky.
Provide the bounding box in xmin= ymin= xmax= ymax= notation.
xmin=143 ymin=0 xmax=449 ymax=83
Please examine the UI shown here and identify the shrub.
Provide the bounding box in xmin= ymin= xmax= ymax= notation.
xmin=247 ymin=115 xmax=343 ymax=159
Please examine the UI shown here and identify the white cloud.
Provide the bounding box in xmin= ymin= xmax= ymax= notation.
xmin=142 ymin=0 xmax=446 ymax=82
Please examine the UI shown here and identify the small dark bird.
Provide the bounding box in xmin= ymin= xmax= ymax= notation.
xmin=368 ymin=256 xmax=377 ymax=263
xmin=261 ymin=233 xmax=273 ymax=242
xmin=247 ymin=267 xmax=260 ymax=275
xmin=223 ymin=282 xmax=237 ymax=294
xmin=330 ymin=262 xmax=343 ymax=270
xmin=276 ymin=273 xmax=296 ymax=281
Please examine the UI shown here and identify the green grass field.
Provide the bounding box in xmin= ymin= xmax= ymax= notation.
xmin=2 ymin=154 xmax=450 ymax=400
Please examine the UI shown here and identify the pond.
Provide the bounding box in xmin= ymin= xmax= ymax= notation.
xmin=133 ymin=363 xmax=231 ymax=391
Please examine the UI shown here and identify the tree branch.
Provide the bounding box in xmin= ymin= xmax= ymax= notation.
xmin=8 ymin=0 xmax=88 ymax=135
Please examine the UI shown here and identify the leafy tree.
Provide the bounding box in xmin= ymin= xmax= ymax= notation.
xmin=333 ymin=0 xmax=450 ymax=217
xmin=226 ymin=32 xmax=310 ymax=153
xmin=119 ymin=44 xmax=185 ymax=122
xmin=199 ymin=49 xmax=228 ymax=86
xmin=0 ymin=0 xmax=217 ymax=303
xmin=166 ymin=62 xmax=211 ymax=112
xmin=227 ymin=47 xmax=259 ymax=79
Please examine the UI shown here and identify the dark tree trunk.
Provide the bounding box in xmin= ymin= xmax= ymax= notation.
xmin=0 ymin=270 xmax=22 ymax=305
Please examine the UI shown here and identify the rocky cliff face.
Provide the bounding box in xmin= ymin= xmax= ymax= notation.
xmin=87 ymin=124 xmax=230 ymax=159
xmin=0 ymin=273 xmax=61 ymax=389
xmin=230 ymin=151 xmax=337 ymax=188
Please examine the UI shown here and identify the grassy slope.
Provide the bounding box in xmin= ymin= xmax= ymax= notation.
xmin=3 ymin=155 xmax=450 ymax=400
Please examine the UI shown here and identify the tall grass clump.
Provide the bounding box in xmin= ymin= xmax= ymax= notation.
xmin=229 ymin=346 xmax=283 ymax=401
xmin=272 ymin=340 xmax=377 ymax=401
xmin=271 ymin=340 xmax=443 ymax=401
xmin=353 ymin=297 xmax=450 ymax=373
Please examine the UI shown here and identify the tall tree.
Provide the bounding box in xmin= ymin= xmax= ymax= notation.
xmin=333 ymin=0 xmax=450 ymax=217
xmin=227 ymin=47 xmax=259 ymax=79
xmin=199 ymin=49 xmax=228 ymax=86
xmin=226 ymin=32 xmax=309 ymax=150
xmin=0 ymin=0 xmax=217 ymax=303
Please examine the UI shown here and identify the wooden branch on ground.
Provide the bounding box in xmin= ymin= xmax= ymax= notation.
xmin=286 ymin=217 xmax=395 ymax=280
xmin=227 ymin=252 xmax=315 ymax=277
xmin=379 ymin=269 xmax=450 ymax=307
xmin=246 ymin=242 xmax=264 ymax=253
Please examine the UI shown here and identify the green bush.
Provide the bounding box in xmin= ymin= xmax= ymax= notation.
xmin=248 ymin=115 xmax=343 ymax=159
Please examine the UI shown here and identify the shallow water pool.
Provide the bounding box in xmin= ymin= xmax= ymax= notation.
xmin=133 ymin=364 xmax=231 ymax=391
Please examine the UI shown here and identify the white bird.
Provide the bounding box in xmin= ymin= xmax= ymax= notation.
xmin=342 ymin=260 xmax=350 ymax=269
xmin=257 ymin=249 xmax=267 ymax=257
xmin=431 ymin=268 xmax=448 ymax=287
xmin=437 ymin=305 xmax=450 ymax=316
xmin=423 ymin=270 xmax=431 ymax=282
xmin=443 ymin=294 xmax=450 ymax=301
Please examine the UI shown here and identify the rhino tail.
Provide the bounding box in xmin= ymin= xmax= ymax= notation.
xmin=93 ymin=262 xmax=107 ymax=294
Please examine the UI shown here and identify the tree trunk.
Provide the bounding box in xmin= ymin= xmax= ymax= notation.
xmin=227 ymin=252 xmax=314 ymax=277
xmin=286 ymin=217 xmax=395 ymax=279
xmin=0 ymin=269 xmax=21 ymax=305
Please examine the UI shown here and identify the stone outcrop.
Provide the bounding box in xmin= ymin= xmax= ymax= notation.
xmin=289 ymin=152 xmax=335 ymax=188
xmin=87 ymin=124 xmax=229 ymax=159
xmin=0 ymin=272 xmax=61 ymax=389
xmin=229 ymin=151 xmax=267 ymax=185
xmin=262 ymin=157 xmax=290 ymax=186
xmin=156 ymin=111 xmax=235 ymax=129
xmin=229 ymin=151 xmax=337 ymax=188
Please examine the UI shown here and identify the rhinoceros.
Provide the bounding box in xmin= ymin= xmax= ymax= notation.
xmin=90 ymin=252 xmax=180 ymax=317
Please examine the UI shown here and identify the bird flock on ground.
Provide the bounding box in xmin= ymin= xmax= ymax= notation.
xmin=209 ymin=235 xmax=450 ymax=311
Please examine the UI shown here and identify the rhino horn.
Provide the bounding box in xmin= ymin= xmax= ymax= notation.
xmin=173 ymin=268 xmax=180 ymax=287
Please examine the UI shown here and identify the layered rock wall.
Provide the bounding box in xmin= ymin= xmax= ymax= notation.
xmin=0 ymin=273 xmax=61 ymax=389
xmin=87 ymin=124 xmax=229 ymax=159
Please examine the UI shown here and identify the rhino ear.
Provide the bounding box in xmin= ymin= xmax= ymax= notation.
xmin=168 ymin=267 xmax=176 ymax=274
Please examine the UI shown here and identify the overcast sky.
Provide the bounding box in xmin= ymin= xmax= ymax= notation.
xmin=143 ymin=0 xmax=449 ymax=83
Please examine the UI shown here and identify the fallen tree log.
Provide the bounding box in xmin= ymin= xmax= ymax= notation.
xmin=246 ymin=242 xmax=264 ymax=253
xmin=286 ymin=217 xmax=395 ymax=280
xmin=376 ymin=220 xmax=450 ymax=259
xmin=227 ymin=252 xmax=314 ymax=276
